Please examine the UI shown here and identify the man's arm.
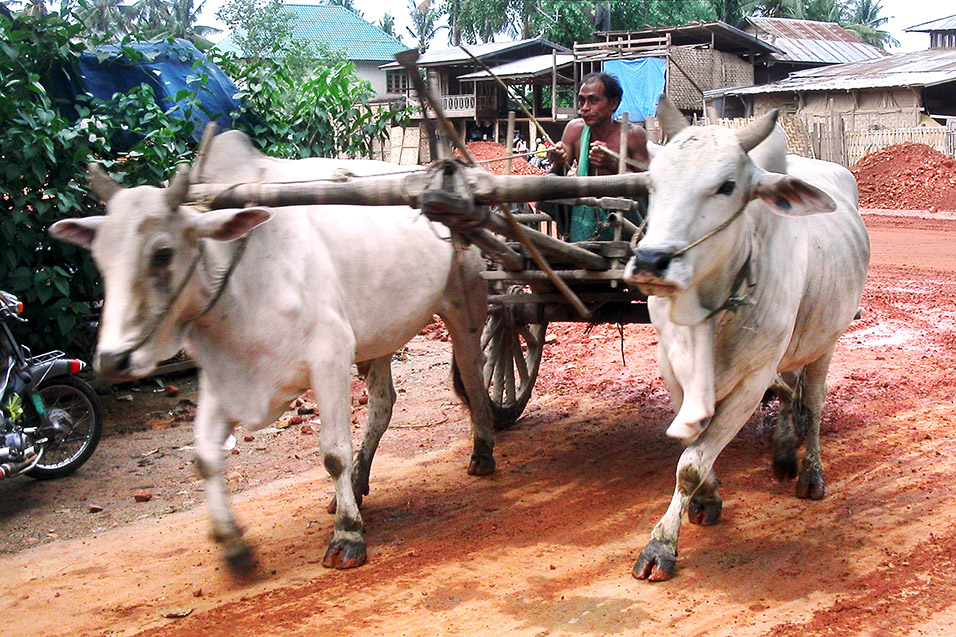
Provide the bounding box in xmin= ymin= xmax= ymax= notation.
xmin=548 ymin=119 xmax=584 ymax=175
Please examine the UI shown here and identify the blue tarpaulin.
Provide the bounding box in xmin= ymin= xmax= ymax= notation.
xmin=72 ymin=39 xmax=245 ymax=143
xmin=603 ymin=58 xmax=667 ymax=123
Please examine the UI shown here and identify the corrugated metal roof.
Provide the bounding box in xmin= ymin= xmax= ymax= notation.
xmin=457 ymin=54 xmax=574 ymax=81
xmin=386 ymin=39 xmax=570 ymax=68
xmin=380 ymin=38 xmax=570 ymax=69
xmin=745 ymin=17 xmax=886 ymax=64
xmin=706 ymin=48 xmax=956 ymax=97
xmin=906 ymin=14 xmax=956 ymax=32
xmin=216 ymin=4 xmax=405 ymax=62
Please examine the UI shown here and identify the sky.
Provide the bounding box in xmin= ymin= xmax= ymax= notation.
xmin=197 ymin=0 xmax=949 ymax=53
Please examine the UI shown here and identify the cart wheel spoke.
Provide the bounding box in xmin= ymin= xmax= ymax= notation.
xmin=504 ymin=332 xmax=516 ymax=406
xmin=482 ymin=286 xmax=547 ymax=430
xmin=511 ymin=332 xmax=530 ymax=385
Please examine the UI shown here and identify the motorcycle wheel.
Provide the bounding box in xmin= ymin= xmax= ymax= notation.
xmin=26 ymin=375 xmax=103 ymax=480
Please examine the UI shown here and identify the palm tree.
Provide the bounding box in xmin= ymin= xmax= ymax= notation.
xmin=18 ymin=0 xmax=49 ymax=17
xmin=131 ymin=0 xmax=221 ymax=45
xmin=407 ymin=0 xmax=446 ymax=52
xmin=72 ymin=0 xmax=131 ymax=41
xmin=841 ymin=0 xmax=899 ymax=48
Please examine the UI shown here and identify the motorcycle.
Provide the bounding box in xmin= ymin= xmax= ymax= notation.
xmin=1 ymin=290 xmax=102 ymax=480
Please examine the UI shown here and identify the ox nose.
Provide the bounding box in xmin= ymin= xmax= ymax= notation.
xmin=96 ymin=349 xmax=132 ymax=378
xmin=630 ymin=248 xmax=674 ymax=278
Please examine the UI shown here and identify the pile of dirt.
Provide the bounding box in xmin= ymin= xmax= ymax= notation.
xmin=851 ymin=143 xmax=956 ymax=211
xmin=460 ymin=141 xmax=545 ymax=175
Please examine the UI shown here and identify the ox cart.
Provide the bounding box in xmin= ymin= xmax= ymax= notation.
xmin=187 ymin=51 xmax=653 ymax=429
xmin=189 ymin=157 xmax=652 ymax=428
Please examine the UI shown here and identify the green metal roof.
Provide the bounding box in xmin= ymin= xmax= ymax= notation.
xmin=216 ymin=3 xmax=406 ymax=62
xmin=286 ymin=4 xmax=405 ymax=62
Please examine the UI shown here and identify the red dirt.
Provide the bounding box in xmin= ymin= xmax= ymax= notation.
xmin=851 ymin=143 xmax=956 ymax=211
xmin=5 ymin=210 xmax=956 ymax=635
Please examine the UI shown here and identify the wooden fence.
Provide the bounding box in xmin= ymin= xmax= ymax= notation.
xmin=843 ymin=127 xmax=956 ymax=166
xmin=716 ymin=115 xmax=956 ymax=168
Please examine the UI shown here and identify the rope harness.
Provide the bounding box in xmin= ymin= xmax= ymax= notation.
xmin=629 ymin=201 xmax=756 ymax=319
xmin=125 ymin=235 xmax=249 ymax=355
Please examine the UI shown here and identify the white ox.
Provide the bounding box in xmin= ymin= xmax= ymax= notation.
xmin=49 ymin=131 xmax=497 ymax=573
xmin=623 ymin=99 xmax=869 ymax=581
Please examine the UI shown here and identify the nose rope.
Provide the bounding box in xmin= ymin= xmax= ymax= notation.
xmin=669 ymin=204 xmax=748 ymax=258
xmin=122 ymin=237 xmax=248 ymax=356
xmin=631 ymin=201 xmax=755 ymax=319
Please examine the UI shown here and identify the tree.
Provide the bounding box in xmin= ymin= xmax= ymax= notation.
xmin=70 ymin=0 xmax=132 ymax=42
xmin=327 ymin=0 xmax=362 ymax=16
xmin=406 ymin=0 xmax=446 ymax=52
xmin=17 ymin=0 xmax=48 ymax=17
xmin=841 ymin=0 xmax=899 ymax=48
xmin=216 ymin=0 xmax=344 ymax=76
xmin=378 ymin=12 xmax=402 ymax=42
xmin=130 ymin=0 xmax=221 ymax=44
xmin=448 ymin=0 xmax=715 ymax=48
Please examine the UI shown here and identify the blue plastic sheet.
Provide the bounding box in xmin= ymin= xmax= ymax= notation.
xmin=72 ymin=39 xmax=245 ymax=144
xmin=603 ymin=58 xmax=667 ymax=123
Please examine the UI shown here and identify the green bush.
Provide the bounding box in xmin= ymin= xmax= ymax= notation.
xmin=0 ymin=10 xmax=409 ymax=357
xmin=214 ymin=53 xmax=409 ymax=159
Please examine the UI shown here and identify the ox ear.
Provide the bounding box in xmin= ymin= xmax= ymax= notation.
xmin=192 ymin=207 xmax=274 ymax=241
xmin=752 ymin=172 xmax=837 ymax=217
xmin=49 ymin=216 xmax=106 ymax=250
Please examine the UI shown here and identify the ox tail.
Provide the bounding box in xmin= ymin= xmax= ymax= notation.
xmin=451 ymin=355 xmax=470 ymax=408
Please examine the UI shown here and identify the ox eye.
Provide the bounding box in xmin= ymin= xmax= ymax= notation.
xmin=716 ymin=180 xmax=736 ymax=195
xmin=149 ymin=246 xmax=174 ymax=269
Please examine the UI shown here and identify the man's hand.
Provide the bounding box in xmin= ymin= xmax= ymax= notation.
xmin=588 ymin=142 xmax=615 ymax=172
xmin=548 ymin=141 xmax=569 ymax=168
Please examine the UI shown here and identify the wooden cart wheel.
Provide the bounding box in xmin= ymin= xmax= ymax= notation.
xmin=482 ymin=285 xmax=547 ymax=430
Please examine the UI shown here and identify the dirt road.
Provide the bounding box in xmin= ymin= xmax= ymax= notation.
xmin=4 ymin=209 xmax=956 ymax=636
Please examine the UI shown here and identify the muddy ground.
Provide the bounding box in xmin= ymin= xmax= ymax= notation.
xmin=3 ymin=208 xmax=956 ymax=636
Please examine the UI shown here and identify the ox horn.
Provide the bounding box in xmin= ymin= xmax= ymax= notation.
xmin=165 ymin=164 xmax=191 ymax=210
xmin=655 ymin=94 xmax=689 ymax=142
xmin=87 ymin=163 xmax=122 ymax=204
xmin=736 ymin=109 xmax=780 ymax=153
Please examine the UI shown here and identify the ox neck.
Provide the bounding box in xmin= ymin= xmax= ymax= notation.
xmin=190 ymin=236 xmax=248 ymax=328
xmin=688 ymin=208 xmax=756 ymax=324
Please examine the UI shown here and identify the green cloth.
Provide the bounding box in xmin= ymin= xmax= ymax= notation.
xmin=569 ymin=125 xmax=616 ymax=242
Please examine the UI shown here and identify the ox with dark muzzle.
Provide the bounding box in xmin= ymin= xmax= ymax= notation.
xmin=49 ymin=131 xmax=498 ymax=574
xmin=622 ymin=97 xmax=869 ymax=581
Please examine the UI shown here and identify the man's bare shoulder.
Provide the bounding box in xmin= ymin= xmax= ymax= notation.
xmin=564 ymin=118 xmax=586 ymax=136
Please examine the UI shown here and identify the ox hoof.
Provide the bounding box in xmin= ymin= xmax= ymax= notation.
xmin=633 ymin=540 xmax=678 ymax=582
xmin=223 ymin=539 xmax=257 ymax=577
xmin=688 ymin=495 xmax=723 ymax=526
xmin=467 ymin=454 xmax=495 ymax=476
xmin=772 ymin=454 xmax=798 ymax=481
xmin=795 ymin=462 xmax=825 ymax=500
xmin=323 ymin=539 xmax=367 ymax=569
xmin=327 ymin=492 xmax=364 ymax=515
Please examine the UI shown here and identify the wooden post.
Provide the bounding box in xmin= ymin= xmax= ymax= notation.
xmin=552 ymin=51 xmax=558 ymax=117
xmin=618 ymin=111 xmax=628 ymax=174
xmin=505 ymin=111 xmax=515 ymax=176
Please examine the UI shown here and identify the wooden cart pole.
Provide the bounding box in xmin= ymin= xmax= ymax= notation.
xmin=617 ymin=112 xmax=629 ymax=175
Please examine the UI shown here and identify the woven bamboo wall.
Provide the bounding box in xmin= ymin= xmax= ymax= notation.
xmin=715 ymin=115 xmax=813 ymax=158
xmin=668 ymin=47 xmax=753 ymax=111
